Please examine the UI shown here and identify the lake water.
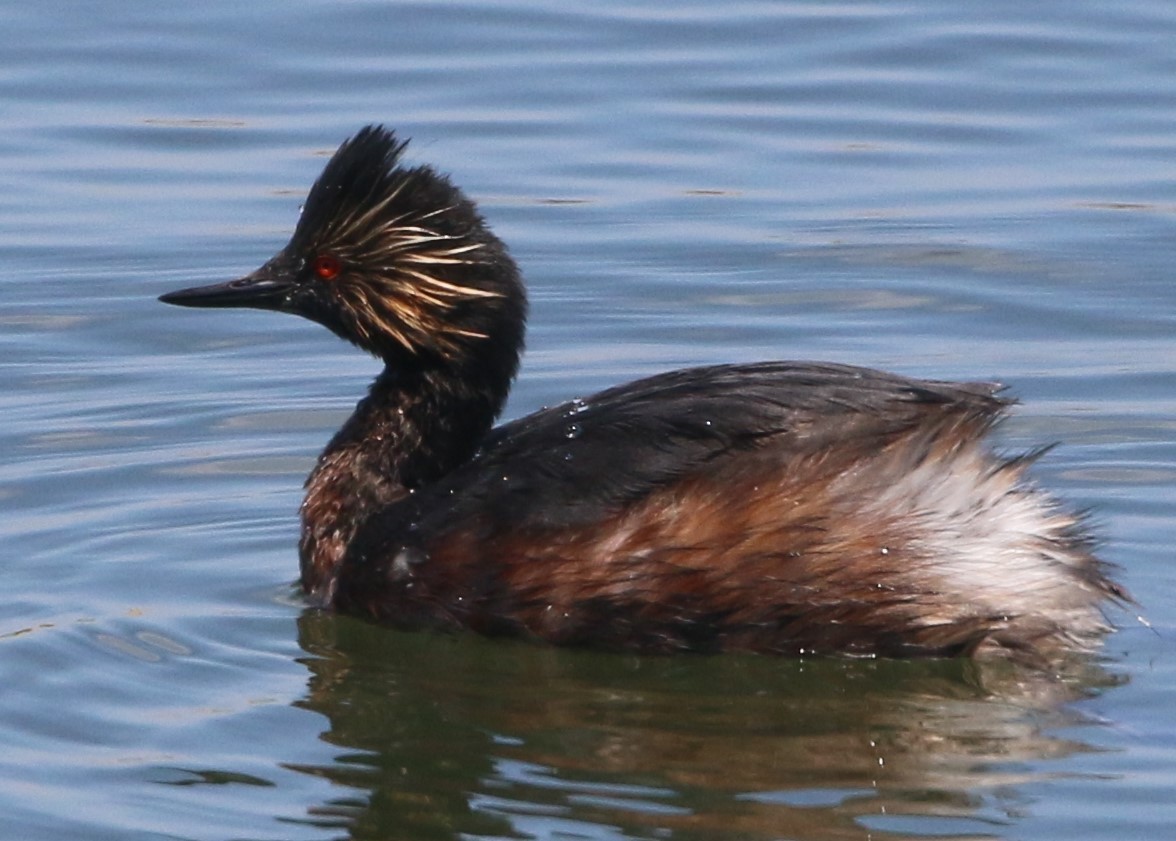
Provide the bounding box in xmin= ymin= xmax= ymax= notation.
xmin=3 ymin=1 xmax=1174 ymax=839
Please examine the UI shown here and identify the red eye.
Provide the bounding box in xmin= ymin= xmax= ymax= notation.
xmin=312 ymin=254 xmax=342 ymax=281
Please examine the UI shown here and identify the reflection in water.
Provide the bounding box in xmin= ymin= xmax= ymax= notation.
xmin=291 ymin=613 xmax=1124 ymax=840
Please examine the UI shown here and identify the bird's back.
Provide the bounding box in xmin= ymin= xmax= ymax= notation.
xmin=332 ymin=362 xmax=1118 ymax=658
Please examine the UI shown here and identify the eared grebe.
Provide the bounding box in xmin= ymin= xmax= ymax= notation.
xmin=161 ymin=125 xmax=1125 ymax=658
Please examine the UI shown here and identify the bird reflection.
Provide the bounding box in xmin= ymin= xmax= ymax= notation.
xmin=289 ymin=612 xmax=1124 ymax=841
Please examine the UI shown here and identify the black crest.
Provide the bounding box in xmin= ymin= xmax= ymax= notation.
xmin=290 ymin=125 xmax=412 ymax=255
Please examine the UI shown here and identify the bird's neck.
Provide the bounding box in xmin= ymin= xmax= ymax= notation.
xmin=299 ymin=363 xmax=506 ymax=602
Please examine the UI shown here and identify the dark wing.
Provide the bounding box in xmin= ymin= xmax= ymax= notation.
xmin=367 ymin=361 xmax=1006 ymax=540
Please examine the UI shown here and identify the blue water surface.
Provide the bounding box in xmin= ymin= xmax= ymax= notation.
xmin=2 ymin=1 xmax=1174 ymax=839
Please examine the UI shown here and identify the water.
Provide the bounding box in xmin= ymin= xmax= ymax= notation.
xmin=3 ymin=1 xmax=1174 ymax=839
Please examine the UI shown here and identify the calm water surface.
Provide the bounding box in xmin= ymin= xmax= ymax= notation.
xmin=3 ymin=2 xmax=1175 ymax=839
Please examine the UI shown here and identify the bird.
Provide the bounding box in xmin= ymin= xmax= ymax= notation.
xmin=160 ymin=125 xmax=1125 ymax=659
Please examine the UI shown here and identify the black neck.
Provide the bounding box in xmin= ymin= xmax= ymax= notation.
xmin=299 ymin=359 xmax=508 ymax=600
xmin=326 ymin=362 xmax=506 ymax=491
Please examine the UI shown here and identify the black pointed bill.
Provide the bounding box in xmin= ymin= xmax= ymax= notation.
xmin=159 ymin=265 xmax=297 ymax=311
